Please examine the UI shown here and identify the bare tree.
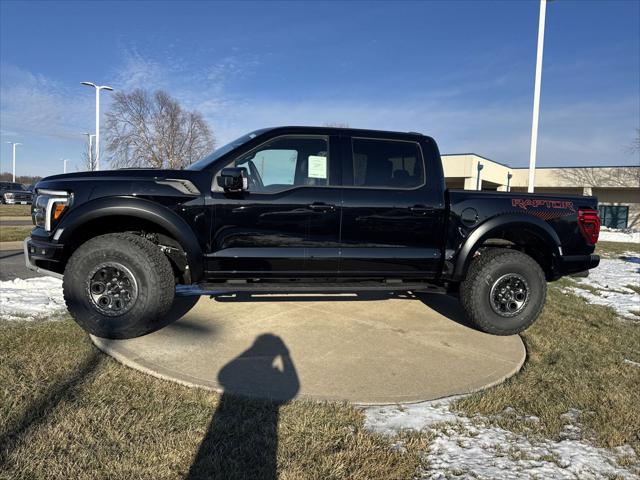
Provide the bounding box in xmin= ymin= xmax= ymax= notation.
xmin=0 ymin=173 xmax=41 ymax=185
xmin=79 ymin=139 xmax=96 ymax=172
xmin=105 ymin=89 xmax=215 ymax=169
xmin=558 ymin=166 xmax=640 ymax=188
xmin=630 ymin=128 xmax=640 ymax=155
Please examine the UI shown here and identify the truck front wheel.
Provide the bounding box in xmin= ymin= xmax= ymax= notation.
xmin=63 ymin=233 xmax=175 ymax=339
xmin=460 ymin=248 xmax=546 ymax=335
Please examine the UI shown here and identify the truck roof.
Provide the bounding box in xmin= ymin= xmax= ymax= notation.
xmin=262 ymin=125 xmax=428 ymax=141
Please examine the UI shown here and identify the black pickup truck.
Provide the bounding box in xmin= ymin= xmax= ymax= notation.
xmin=26 ymin=126 xmax=600 ymax=338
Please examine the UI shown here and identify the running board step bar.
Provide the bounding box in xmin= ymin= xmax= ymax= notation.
xmin=176 ymin=281 xmax=445 ymax=296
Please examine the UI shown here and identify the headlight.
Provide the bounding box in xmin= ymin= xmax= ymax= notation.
xmin=4 ymin=193 xmax=14 ymax=199
xmin=32 ymin=189 xmax=72 ymax=231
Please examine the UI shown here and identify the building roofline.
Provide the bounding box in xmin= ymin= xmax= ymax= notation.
xmin=442 ymin=153 xmax=639 ymax=170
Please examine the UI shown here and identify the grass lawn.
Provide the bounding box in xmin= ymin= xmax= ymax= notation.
xmin=0 ymin=318 xmax=426 ymax=479
xmin=0 ymin=204 xmax=31 ymax=217
xmin=1 ymin=240 xmax=638 ymax=478
xmin=0 ymin=225 xmax=32 ymax=242
xmin=595 ymin=240 xmax=639 ymax=258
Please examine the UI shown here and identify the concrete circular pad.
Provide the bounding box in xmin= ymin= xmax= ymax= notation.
xmin=91 ymin=292 xmax=525 ymax=405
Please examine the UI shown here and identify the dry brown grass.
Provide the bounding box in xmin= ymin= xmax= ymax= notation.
xmin=595 ymin=241 xmax=639 ymax=258
xmin=0 ymin=225 xmax=32 ymax=242
xmin=0 ymin=204 xmax=30 ymax=217
xmin=454 ymin=282 xmax=640 ymax=454
xmin=0 ymin=318 xmax=425 ymax=480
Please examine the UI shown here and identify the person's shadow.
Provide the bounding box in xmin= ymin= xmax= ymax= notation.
xmin=186 ymin=333 xmax=299 ymax=480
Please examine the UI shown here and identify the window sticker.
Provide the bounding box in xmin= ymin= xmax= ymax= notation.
xmin=308 ymin=155 xmax=327 ymax=179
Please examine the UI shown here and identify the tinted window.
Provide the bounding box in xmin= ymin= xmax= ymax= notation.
xmin=232 ymin=136 xmax=329 ymax=193
xmin=0 ymin=183 xmax=24 ymax=191
xmin=351 ymin=138 xmax=424 ymax=188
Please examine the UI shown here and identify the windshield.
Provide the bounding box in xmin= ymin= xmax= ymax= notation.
xmin=0 ymin=182 xmax=24 ymax=191
xmin=187 ymin=128 xmax=272 ymax=170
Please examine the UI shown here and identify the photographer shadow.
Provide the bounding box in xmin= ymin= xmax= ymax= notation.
xmin=186 ymin=333 xmax=299 ymax=480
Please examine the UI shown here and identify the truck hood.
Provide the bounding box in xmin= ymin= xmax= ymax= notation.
xmin=40 ymin=168 xmax=195 ymax=182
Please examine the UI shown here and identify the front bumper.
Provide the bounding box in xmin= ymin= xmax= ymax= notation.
xmin=24 ymin=236 xmax=64 ymax=279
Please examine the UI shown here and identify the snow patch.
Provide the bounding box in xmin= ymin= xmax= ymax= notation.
xmin=0 ymin=276 xmax=65 ymax=320
xmin=364 ymin=400 xmax=638 ymax=479
xmin=599 ymin=227 xmax=640 ymax=244
xmin=564 ymin=257 xmax=640 ymax=319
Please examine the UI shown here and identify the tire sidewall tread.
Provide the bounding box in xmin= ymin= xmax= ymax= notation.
xmin=460 ymin=248 xmax=547 ymax=336
xmin=63 ymin=233 xmax=175 ymax=339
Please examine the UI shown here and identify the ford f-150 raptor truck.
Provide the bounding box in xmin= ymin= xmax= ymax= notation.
xmin=25 ymin=126 xmax=601 ymax=338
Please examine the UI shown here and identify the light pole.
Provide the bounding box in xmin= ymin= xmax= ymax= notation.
xmin=528 ymin=0 xmax=549 ymax=193
xmin=507 ymin=172 xmax=513 ymax=192
xmin=476 ymin=162 xmax=484 ymax=190
xmin=5 ymin=142 xmax=22 ymax=182
xmin=84 ymin=132 xmax=95 ymax=170
xmin=81 ymin=82 xmax=113 ymax=171
xmin=63 ymin=158 xmax=70 ymax=173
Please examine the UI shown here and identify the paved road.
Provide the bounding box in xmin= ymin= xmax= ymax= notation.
xmin=0 ymin=249 xmax=44 ymax=281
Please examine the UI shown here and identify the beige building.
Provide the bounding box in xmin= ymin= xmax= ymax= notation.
xmin=442 ymin=154 xmax=640 ymax=229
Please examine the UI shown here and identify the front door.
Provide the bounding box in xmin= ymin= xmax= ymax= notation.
xmin=205 ymin=134 xmax=342 ymax=278
xmin=339 ymin=136 xmax=445 ymax=277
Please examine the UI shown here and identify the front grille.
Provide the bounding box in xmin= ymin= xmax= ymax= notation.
xmin=13 ymin=192 xmax=32 ymax=202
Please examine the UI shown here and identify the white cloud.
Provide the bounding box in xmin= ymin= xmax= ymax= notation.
xmin=0 ymin=64 xmax=91 ymax=141
xmin=1 ymin=47 xmax=638 ymax=174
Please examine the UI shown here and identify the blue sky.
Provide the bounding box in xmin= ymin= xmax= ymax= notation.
xmin=1 ymin=0 xmax=638 ymax=177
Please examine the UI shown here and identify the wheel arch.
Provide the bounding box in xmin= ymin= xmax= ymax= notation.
xmin=452 ymin=214 xmax=562 ymax=281
xmin=56 ymin=196 xmax=204 ymax=282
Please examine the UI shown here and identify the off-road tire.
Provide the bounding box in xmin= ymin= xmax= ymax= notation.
xmin=460 ymin=248 xmax=546 ymax=335
xmin=63 ymin=233 xmax=175 ymax=339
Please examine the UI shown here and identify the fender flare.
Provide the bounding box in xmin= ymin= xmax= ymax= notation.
xmin=57 ymin=196 xmax=204 ymax=282
xmin=452 ymin=213 xmax=562 ymax=280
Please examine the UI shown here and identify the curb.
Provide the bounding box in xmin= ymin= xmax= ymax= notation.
xmin=0 ymin=241 xmax=25 ymax=251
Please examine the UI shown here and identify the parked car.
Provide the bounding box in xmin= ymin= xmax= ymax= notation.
xmin=25 ymin=126 xmax=600 ymax=338
xmin=0 ymin=181 xmax=33 ymax=204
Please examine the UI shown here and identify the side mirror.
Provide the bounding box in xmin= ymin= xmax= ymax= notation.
xmin=217 ymin=167 xmax=248 ymax=192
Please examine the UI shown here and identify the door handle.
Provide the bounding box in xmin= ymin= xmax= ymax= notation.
xmin=409 ymin=205 xmax=435 ymax=213
xmin=308 ymin=202 xmax=335 ymax=212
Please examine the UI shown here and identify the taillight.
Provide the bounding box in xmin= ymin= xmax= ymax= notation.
xmin=578 ymin=208 xmax=600 ymax=245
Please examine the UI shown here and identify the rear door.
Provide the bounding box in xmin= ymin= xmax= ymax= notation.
xmin=206 ymin=134 xmax=342 ymax=278
xmin=339 ymin=135 xmax=445 ymax=277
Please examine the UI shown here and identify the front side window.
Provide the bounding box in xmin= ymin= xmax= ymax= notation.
xmin=230 ymin=136 xmax=329 ymax=193
xmin=351 ymin=138 xmax=424 ymax=189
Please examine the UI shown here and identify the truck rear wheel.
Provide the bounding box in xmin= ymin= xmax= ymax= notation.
xmin=63 ymin=233 xmax=175 ymax=339
xmin=460 ymin=248 xmax=546 ymax=335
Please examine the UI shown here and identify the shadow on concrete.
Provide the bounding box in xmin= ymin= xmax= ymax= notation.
xmin=187 ymin=334 xmax=299 ymax=480
xmin=212 ymin=290 xmax=480 ymax=331
xmin=137 ymin=296 xmax=201 ymax=336
xmin=415 ymin=292 xmax=478 ymax=330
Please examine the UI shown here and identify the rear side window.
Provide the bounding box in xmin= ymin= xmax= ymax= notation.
xmin=351 ymin=138 xmax=424 ymax=189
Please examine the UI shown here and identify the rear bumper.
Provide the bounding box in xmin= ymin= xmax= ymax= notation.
xmin=556 ymin=254 xmax=600 ymax=278
xmin=24 ymin=236 xmax=64 ymax=279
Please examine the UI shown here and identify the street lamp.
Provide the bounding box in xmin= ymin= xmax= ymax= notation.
xmin=83 ymin=132 xmax=95 ymax=170
xmin=476 ymin=162 xmax=484 ymax=190
xmin=81 ymin=82 xmax=113 ymax=171
xmin=5 ymin=142 xmax=22 ymax=182
xmin=528 ymin=0 xmax=550 ymax=193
